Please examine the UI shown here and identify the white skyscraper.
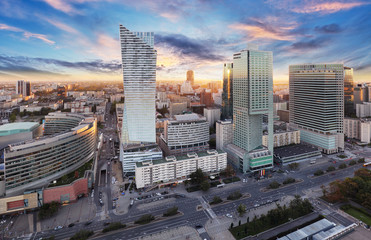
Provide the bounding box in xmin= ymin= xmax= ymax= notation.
xmin=119 ymin=25 xmax=157 ymax=145
xmin=119 ymin=25 xmax=162 ymax=173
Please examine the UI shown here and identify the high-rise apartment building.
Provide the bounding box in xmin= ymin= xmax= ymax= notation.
xmin=222 ymin=63 xmax=233 ymax=119
xmin=16 ymin=80 xmax=31 ymax=97
xmin=187 ymin=70 xmax=194 ymax=86
xmin=289 ymin=64 xmax=344 ymax=154
xmin=225 ymin=44 xmax=274 ymax=173
xmin=119 ymin=25 xmax=162 ymax=173
xmin=344 ymin=67 xmax=354 ymax=116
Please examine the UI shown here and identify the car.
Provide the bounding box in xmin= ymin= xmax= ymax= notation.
xmin=68 ymin=223 xmax=75 ymax=227
xmin=254 ymin=204 xmax=260 ymax=207
xmin=195 ymin=224 xmax=203 ymax=229
xmin=225 ymin=213 xmax=233 ymax=218
xmin=85 ymin=221 xmax=93 ymax=226
xmin=99 ymin=192 xmax=102 ymax=198
xmin=156 ymin=192 xmax=161 ymax=196
xmin=54 ymin=225 xmax=63 ymax=230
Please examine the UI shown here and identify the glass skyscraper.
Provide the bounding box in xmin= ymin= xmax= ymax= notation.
xmin=289 ymin=64 xmax=344 ymax=154
xmin=344 ymin=67 xmax=354 ymax=116
xmin=222 ymin=63 xmax=233 ymax=119
xmin=119 ymin=25 xmax=157 ymax=145
xmin=225 ymin=44 xmax=273 ymax=173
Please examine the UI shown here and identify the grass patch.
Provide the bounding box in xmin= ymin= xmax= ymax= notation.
xmin=49 ymin=159 xmax=93 ymax=187
xmin=230 ymin=196 xmax=313 ymax=239
xmin=341 ymin=205 xmax=371 ymax=225
xmin=134 ymin=214 xmax=155 ymax=225
xmin=337 ymin=154 xmax=347 ymax=159
xmin=70 ymin=230 xmax=94 ymax=240
xmin=102 ymin=222 xmax=126 ymax=233
xmin=223 ymin=176 xmax=240 ymax=184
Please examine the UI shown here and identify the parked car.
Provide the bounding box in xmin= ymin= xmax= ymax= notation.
xmin=226 ymin=213 xmax=233 ymax=218
xmin=68 ymin=223 xmax=75 ymax=228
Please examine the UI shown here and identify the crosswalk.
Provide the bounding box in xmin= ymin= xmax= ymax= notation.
xmin=197 ymin=227 xmax=206 ymax=234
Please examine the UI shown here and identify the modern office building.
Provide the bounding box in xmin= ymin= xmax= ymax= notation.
xmin=119 ymin=25 xmax=156 ymax=145
xmin=225 ymin=44 xmax=274 ymax=173
xmin=222 ymin=63 xmax=233 ymax=119
xmin=0 ymin=113 xmax=97 ymax=196
xmin=344 ymin=67 xmax=354 ymax=116
xmin=16 ymin=80 xmax=31 ymax=97
xmin=44 ymin=113 xmax=86 ymax=135
xmin=289 ymin=64 xmax=344 ymax=154
xmin=119 ymin=25 xmax=162 ymax=173
xmin=216 ymin=120 xmax=233 ymax=151
xmin=187 ymin=70 xmax=194 ymax=86
xmin=200 ymin=90 xmax=214 ymax=107
xmin=158 ymin=113 xmax=209 ymax=156
xmin=204 ymin=107 xmax=221 ymax=127
xmin=135 ymin=149 xmax=227 ymax=189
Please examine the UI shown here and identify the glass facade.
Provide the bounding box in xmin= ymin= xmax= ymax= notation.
xmin=222 ymin=63 xmax=233 ymax=119
xmin=344 ymin=67 xmax=354 ymax=116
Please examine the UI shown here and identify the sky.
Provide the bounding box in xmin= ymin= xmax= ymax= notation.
xmin=0 ymin=0 xmax=370 ymax=84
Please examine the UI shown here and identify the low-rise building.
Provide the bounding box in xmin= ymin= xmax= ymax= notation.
xmin=344 ymin=117 xmax=371 ymax=143
xmin=204 ymin=107 xmax=221 ymax=127
xmin=273 ymin=144 xmax=322 ymax=164
xmin=158 ymin=114 xmax=209 ymax=156
xmin=263 ymin=130 xmax=300 ymax=148
xmin=356 ymin=102 xmax=371 ymax=118
xmin=135 ymin=149 xmax=227 ymax=189
xmin=216 ymin=120 xmax=233 ymax=151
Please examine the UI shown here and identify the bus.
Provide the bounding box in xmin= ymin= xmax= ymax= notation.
xmin=363 ymin=162 xmax=371 ymax=167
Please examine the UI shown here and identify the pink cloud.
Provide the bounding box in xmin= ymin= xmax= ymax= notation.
xmin=292 ymin=1 xmax=369 ymax=13
xmin=43 ymin=18 xmax=79 ymax=34
xmin=42 ymin=0 xmax=80 ymax=14
xmin=229 ymin=23 xmax=296 ymax=41
xmin=0 ymin=23 xmax=55 ymax=45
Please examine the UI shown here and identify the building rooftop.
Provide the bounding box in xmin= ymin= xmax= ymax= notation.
xmin=274 ymin=144 xmax=320 ymax=158
xmin=174 ymin=113 xmax=203 ymax=122
xmin=136 ymin=149 xmax=225 ymax=168
xmin=0 ymin=122 xmax=39 ymax=136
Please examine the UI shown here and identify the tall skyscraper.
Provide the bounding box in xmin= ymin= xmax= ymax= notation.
xmin=119 ymin=25 xmax=157 ymax=145
xmin=344 ymin=67 xmax=354 ymax=116
xmin=16 ymin=80 xmax=31 ymax=96
xmin=186 ymin=70 xmax=194 ymax=86
xmin=289 ymin=64 xmax=344 ymax=154
xmin=119 ymin=25 xmax=162 ymax=173
xmin=222 ymin=63 xmax=233 ymax=119
xmin=225 ymin=44 xmax=273 ymax=173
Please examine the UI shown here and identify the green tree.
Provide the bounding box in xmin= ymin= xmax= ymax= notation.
xmin=237 ymin=204 xmax=247 ymax=216
xmin=327 ymin=166 xmax=336 ymax=172
xmin=190 ymin=168 xmax=205 ymax=185
xmin=9 ymin=113 xmax=16 ymax=122
xmin=314 ymin=169 xmax=324 ymax=176
xmin=210 ymin=196 xmax=222 ymax=205
xmin=200 ymin=180 xmax=210 ymax=191
xmin=349 ymin=160 xmax=356 ymax=166
xmin=70 ymin=230 xmax=94 ymax=240
xmin=269 ymin=181 xmax=280 ymax=189
xmin=288 ymin=162 xmax=299 ymax=170
xmin=339 ymin=163 xmax=347 ymax=169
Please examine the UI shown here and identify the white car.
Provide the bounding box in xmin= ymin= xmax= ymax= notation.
xmin=226 ymin=213 xmax=233 ymax=218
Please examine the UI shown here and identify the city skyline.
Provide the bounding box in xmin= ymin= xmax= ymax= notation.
xmin=0 ymin=0 xmax=370 ymax=83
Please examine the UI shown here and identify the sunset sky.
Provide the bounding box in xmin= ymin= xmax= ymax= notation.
xmin=0 ymin=0 xmax=370 ymax=83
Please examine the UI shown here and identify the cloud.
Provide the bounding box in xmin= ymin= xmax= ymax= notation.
xmin=292 ymin=1 xmax=369 ymax=14
xmin=314 ymin=23 xmax=342 ymax=33
xmin=0 ymin=55 xmax=121 ymax=74
xmin=43 ymin=18 xmax=79 ymax=34
xmin=0 ymin=23 xmax=55 ymax=45
xmin=289 ymin=37 xmax=330 ymax=51
xmin=266 ymin=0 xmax=370 ymax=14
xmin=155 ymin=33 xmax=225 ymax=61
xmin=229 ymin=17 xmax=299 ymax=41
xmin=42 ymin=0 xmax=80 ymax=15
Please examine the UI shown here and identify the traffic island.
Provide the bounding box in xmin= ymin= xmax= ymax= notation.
xmin=260 ymin=178 xmax=303 ymax=193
